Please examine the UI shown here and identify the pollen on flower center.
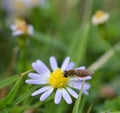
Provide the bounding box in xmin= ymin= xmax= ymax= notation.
xmin=49 ymin=68 xmax=68 ymax=88
xmin=96 ymin=11 xmax=104 ymax=18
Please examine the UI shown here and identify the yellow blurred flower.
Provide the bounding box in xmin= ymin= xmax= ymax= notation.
xmin=10 ymin=18 xmax=34 ymax=36
xmin=91 ymin=10 xmax=109 ymax=25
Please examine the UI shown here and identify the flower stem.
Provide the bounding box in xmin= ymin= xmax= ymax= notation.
xmin=18 ymin=37 xmax=28 ymax=72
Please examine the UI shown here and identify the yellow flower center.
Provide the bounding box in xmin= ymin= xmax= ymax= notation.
xmin=95 ymin=10 xmax=104 ymax=18
xmin=16 ymin=19 xmax=28 ymax=33
xmin=49 ymin=68 xmax=68 ymax=88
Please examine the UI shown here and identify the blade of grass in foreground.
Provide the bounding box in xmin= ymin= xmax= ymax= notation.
xmin=0 ymin=76 xmax=22 ymax=110
xmin=72 ymin=80 xmax=85 ymax=113
xmin=78 ymin=96 xmax=87 ymax=113
xmin=0 ymin=75 xmax=19 ymax=89
xmin=0 ymin=69 xmax=33 ymax=90
xmin=0 ymin=69 xmax=33 ymax=110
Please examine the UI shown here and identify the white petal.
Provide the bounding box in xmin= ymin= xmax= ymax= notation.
xmin=68 ymin=80 xmax=81 ymax=89
xmin=40 ymin=88 xmax=54 ymax=101
xmin=92 ymin=13 xmax=109 ymax=25
xmin=28 ymin=25 xmax=34 ymax=36
xmin=61 ymin=88 xmax=72 ymax=104
xmin=28 ymin=73 xmax=49 ymax=81
xmin=32 ymin=60 xmax=50 ymax=76
xmin=54 ymin=89 xmax=62 ymax=104
xmin=76 ymin=76 xmax=92 ymax=80
xmin=83 ymin=83 xmax=91 ymax=90
xmin=12 ymin=30 xmax=24 ymax=36
xmin=66 ymin=87 xmax=78 ymax=98
xmin=49 ymin=56 xmax=58 ymax=71
xmin=31 ymin=86 xmax=51 ymax=96
xmin=68 ymin=80 xmax=90 ymax=95
xmin=10 ymin=25 xmax=17 ymax=30
xmin=28 ymin=73 xmax=42 ymax=79
xmin=25 ymin=79 xmax=47 ymax=85
xmin=66 ymin=62 xmax=75 ymax=70
xmin=69 ymin=76 xmax=92 ymax=81
xmin=75 ymin=66 xmax=86 ymax=70
xmin=82 ymin=90 xmax=89 ymax=95
xmin=68 ymin=80 xmax=91 ymax=91
xmin=61 ymin=57 xmax=70 ymax=70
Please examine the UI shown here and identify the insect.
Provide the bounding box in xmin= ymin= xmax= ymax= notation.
xmin=64 ymin=69 xmax=93 ymax=78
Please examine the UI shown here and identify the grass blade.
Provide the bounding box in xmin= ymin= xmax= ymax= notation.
xmin=0 ymin=75 xmax=19 ymax=89
xmin=0 ymin=76 xmax=22 ymax=110
xmin=78 ymin=96 xmax=87 ymax=113
xmin=72 ymin=80 xmax=85 ymax=113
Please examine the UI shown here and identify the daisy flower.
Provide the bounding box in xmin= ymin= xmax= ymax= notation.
xmin=10 ymin=18 xmax=34 ymax=36
xmin=25 ymin=56 xmax=92 ymax=104
xmin=91 ymin=10 xmax=109 ymax=26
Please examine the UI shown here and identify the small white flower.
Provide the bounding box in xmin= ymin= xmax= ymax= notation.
xmin=25 ymin=56 xmax=91 ymax=104
xmin=10 ymin=18 xmax=34 ymax=36
xmin=91 ymin=10 xmax=109 ymax=25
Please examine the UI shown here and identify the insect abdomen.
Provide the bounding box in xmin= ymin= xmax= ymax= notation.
xmin=75 ymin=70 xmax=90 ymax=77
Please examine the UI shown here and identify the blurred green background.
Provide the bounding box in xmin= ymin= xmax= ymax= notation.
xmin=0 ymin=0 xmax=120 ymax=113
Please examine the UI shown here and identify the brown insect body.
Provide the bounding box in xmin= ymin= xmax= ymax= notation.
xmin=64 ymin=69 xmax=91 ymax=78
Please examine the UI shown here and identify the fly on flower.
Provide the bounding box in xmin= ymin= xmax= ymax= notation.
xmin=10 ymin=18 xmax=34 ymax=36
xmin=64 ymin=68 xmax=93 ymax=78
xmin=25 ymin=56 xmax=92 ymax=104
